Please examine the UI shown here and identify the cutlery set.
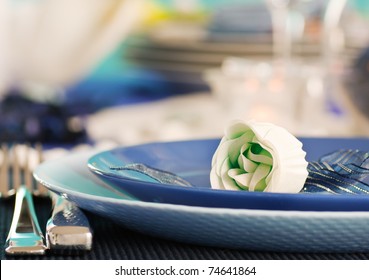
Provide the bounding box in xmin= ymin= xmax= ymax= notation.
xmin=0 ymin=144 xmax=92 ymax=256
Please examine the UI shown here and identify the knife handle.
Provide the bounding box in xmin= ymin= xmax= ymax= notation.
xmin=46 ymin=192 xmax=93 ymax=252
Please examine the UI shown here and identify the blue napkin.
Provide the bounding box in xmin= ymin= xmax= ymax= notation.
xmin=303 ymin=150 xmax=369 ymax=194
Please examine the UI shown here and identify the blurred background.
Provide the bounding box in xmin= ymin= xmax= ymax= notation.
xmin=1 ymin=0 xmax=369 ymax=147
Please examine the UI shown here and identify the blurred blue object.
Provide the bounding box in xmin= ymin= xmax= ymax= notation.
xmin=0 ymin=92 xmax=87 ymax=144
xmin=64 ymin=67 xmax=209 ymax=115
xmin=64 ymin=69 xmax=170 ymax=114
xmin=63 ymin=40 xmax=210 ymax=114
xmin=345 ymin=46 xmax=369 ymax=120
xmin=206 ymin=2 xmax=272 ymax=39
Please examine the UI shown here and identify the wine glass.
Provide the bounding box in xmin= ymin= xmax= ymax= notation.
xmin=321 ymin=0 xmax=347 ymax=70
xmin=265 ymin=0 xmax=293 ymax=62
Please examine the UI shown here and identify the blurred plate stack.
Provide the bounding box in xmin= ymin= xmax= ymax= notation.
xmin=118 ymin=0 xmax=365 ymax=96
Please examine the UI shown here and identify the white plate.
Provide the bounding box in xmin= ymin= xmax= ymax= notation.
xmin=34 ymin=151 xmax=369 ymax=253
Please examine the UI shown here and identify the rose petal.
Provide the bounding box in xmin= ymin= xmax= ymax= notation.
xmin=238 ymin=152 xmax=258 ymax=173
xmin=249 ymin=163 xmax=271 ymax=191
xmin=210 ymin=168 xmax=224 ymax=189
xmin=247 ymin=144 xmax=273 ymax=165
xmin=225 ymin=121 xmax=248 ymax=139
xmin=220 ymin=157 xmax=240 ymax=190
xmin=215 ymin=131 xmax=253 ymax=172
xmin=228 ymin=169 xmax=252 ymax=189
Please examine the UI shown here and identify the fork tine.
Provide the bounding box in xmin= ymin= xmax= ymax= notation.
xmin=0 ymin=144 xmax=10 ymax=197
xmin=12 ymin=145 xmax=22 ymax=192
xmin=5 ymin=143 xmax=47 ymax=255
xmin=24 ymin=143 xmax=33 ymax=190
xmin=34 ymin=143 xmax=48 ymax=196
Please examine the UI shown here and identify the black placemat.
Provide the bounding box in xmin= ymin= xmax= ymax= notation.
xmin=1 ymin=197 xmax=369 ymax=260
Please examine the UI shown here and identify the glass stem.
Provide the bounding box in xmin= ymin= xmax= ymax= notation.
xmin=270 ymin=2 xmax=292 ymax=62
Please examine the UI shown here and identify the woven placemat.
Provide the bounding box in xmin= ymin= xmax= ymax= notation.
xmin=1 ymin=198 xmax=369 ymax=260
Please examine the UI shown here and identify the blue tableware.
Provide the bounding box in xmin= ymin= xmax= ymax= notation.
xmin=87 ymin=138 xmax=369 ymax=211
xmin=33 ymin=149 xmax=369 ymax=252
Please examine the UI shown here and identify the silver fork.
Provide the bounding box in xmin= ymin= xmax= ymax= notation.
xmin=2 ymin=144 xmax=93 ymax=255
xmin=2 ymin=144 xmax=47 ymax=255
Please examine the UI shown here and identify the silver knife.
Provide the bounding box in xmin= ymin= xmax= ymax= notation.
xmin=46 ymin=192 xmax=93 ymax=252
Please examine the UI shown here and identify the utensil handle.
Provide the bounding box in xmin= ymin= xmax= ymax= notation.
xmin=5 ymin=186 xmax=46 ymax=255
xmin=46 ymin=192 xmax=93 ymax=251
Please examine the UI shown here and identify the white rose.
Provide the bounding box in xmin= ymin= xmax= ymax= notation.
xmin=210 ymin=120 xmax=308 ymax=193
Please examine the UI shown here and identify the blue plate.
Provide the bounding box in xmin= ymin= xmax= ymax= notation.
xmin=87 ymin=137 xmax=369 ymax=211
xmin=34 ymin=150 xmax=369 ymax=252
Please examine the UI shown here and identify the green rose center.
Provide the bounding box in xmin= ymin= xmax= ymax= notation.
xmin=227 ymin=142 xmax=273 ymax=191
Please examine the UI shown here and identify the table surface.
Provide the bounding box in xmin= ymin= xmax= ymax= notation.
xmin=1 ymin=197 xmax=369 ymax=260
